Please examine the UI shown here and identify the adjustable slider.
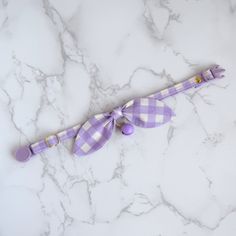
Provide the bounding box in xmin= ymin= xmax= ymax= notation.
xmin=44 ymin=134 xmax=60 ymax=148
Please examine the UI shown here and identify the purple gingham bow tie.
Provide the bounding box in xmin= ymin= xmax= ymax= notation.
xmin=14 ymin=65 xmax=225 ymax=161
xmin=73 ymin=98 xmax=174 ymax=156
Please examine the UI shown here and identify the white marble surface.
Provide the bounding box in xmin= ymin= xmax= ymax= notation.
xmin=0 ymin=0 xmax=236 ymax=235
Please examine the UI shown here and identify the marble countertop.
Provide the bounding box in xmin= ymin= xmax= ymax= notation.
xmin=0 ymin=0 xmax=236 ymax=235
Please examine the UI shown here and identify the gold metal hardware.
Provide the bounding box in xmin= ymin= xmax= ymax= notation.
xmin=45 ymin=135 xmax=60 ymax=148
xmin=195 ymin=76 xmax=202 ymax=84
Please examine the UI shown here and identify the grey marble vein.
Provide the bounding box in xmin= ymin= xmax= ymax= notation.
xmin=0 ymin=0 xmax=235 ymax=236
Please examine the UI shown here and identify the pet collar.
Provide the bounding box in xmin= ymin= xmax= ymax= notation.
xmin=15 ymin=65 xmax=225 ymax=162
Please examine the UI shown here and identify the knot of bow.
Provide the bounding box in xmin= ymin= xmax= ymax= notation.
xmin=73 ymin=97 xmax=174 ymax=156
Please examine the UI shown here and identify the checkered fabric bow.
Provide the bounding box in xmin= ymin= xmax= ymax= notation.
xmin=73 ymin=97 xmax=174 ymax=156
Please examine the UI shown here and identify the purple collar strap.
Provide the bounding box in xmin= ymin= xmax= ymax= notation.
xmin=15 ymin=65 xmax=225 ymax=162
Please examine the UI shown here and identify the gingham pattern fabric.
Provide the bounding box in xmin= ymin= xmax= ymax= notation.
xmin=149 ymin=65 xmax=225 ymax=100
xmin=30 ymin=124 xmax=80 ymax=155
xmin=26 ymin=65 xmax=225 ymax=157
xmin=73 ymin=97 xmax=174 ymax=156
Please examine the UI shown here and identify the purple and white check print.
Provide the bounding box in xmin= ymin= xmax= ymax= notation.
xmin=22 ymin=65 xmax=225 ymax=159
xmin=30 ymin=124 xmax=80 ymax=155
xmin=73 ymin=98 xmax=174 ymax=156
